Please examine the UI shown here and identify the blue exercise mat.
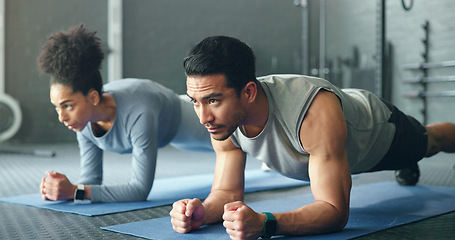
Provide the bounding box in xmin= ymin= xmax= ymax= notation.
xmin=0 ymin=169 xmax=308 ymax=216
xmin=101 ymin=182 xmax=455 ymax=239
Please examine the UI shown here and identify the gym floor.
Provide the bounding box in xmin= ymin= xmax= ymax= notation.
xmin=0 ymin=143 xmax=454 ymax=239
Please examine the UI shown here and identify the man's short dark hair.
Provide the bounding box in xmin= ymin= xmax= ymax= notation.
xmin=183 ymin=36 xmax=257 ymax=95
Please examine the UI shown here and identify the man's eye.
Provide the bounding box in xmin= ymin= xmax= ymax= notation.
xmin=65 ymin=105 xmax=73 ymax=110
xmin=191 ymin=100 xmax=202 ymax=107
xmin=209 ymin=99 xmax=218 ymax=104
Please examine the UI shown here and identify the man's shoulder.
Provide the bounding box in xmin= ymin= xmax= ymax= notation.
xmin=258 ymin=74 xmax=324 ymax=83
xmin=258 ymin=74 xmax=304 ymax=83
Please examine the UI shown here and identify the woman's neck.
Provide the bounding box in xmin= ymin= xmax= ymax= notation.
xmin=92 ymin=93 xmax=116 ymax=132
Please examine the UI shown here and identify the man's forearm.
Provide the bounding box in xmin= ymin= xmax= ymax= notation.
xmin=274 ymin=200 xmax=349 ymax=236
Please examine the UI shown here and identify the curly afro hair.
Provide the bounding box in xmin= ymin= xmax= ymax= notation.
xmin=37 ymin=24 xmax=104 ymax=95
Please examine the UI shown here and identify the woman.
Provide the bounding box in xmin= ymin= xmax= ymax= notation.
xmin=38 ymin=25 xmax=212 ymax=203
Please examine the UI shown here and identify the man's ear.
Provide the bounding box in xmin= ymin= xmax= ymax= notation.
xmin=88 ymin=89 xmax=100 ymax=106
xmin=243 ymin=81 xmax=258 ymax=103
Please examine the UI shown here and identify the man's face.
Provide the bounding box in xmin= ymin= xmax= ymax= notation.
xmin=186 ymin=74 xmax=247 ymax=141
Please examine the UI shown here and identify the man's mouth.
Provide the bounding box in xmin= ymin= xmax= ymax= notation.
xmin=206 ymin=127 xmax=221 ymax=133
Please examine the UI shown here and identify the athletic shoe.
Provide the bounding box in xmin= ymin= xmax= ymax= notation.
xmin=395 ymin=163 xmax=420 ymax=186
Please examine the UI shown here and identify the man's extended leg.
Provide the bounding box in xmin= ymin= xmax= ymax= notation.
xmin=425 ymin=122 xmax=455 ymax=157
xmin=396 ymin=121 xmax=455 ymax=186
xmin=395 ymin=163 xmax=420 ymax=186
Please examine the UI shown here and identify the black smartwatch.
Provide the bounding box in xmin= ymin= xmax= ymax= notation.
xmin=262 ymin=212 xmax=277 ymax=239
xmin=74 ymin=184 xmax=85 ymax=203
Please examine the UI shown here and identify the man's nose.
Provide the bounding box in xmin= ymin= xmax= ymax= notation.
xmin=198 ymin=105 xmax=214 ymax=126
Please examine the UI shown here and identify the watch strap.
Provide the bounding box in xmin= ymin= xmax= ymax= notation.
xmin=262 ymin=212 xmax=277 ymax=238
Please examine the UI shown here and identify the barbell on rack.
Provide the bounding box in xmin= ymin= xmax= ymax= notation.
xmin=403 ymin=60 xmax=455 ymax=70
xmin=404 ymin=90 xmax=455 ymax=98
xmin=403 ymin=75 xmax=455 ymax=83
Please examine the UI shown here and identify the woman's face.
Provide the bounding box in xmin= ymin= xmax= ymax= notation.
xmin=50 ymin=83 xmax=95 ymax=132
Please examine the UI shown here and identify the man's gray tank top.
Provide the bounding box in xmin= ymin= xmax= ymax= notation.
xmin=230 ymin=74 xmax=395 ymax=181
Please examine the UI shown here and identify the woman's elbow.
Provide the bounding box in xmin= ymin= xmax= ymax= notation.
xmin=125 ymin=184 xmax=151 ymax=202
xmin=135 ymin=188 xmax=150 ymax=201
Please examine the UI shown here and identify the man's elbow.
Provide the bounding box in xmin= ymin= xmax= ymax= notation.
xmin=321 ymin=203 xmax=349 ymax=233
xmin=332 ymin=209 xmax=349 ymax=232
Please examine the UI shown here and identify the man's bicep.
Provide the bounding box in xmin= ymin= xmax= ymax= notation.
xmin=300 ymin=90 xmax=347 ymax=155
xmin=300 ymin=90 xmax=351 ymax=212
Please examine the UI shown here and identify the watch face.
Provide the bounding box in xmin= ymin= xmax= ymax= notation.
xmin=265 ymin=219 xmax=277 ymax=236
xmin=75 ymin=189 xmax=85 ymax=200
xmin=263 ymin=212 xmax=277 ymax=238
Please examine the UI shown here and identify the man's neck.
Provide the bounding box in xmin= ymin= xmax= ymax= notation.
xmin=241 ymin=84 xmax=269 ymax=137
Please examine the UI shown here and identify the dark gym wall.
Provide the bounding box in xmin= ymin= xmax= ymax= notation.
xmin=319 ymin=0 xmax=455 ymax=125
xmin=324 ymin=0 xmax=377 ymax=90
xmin=122 ymin=0 xmax=302 ymax=94
xmin=5 ymin=0 xmax=302 ymax=143
xmin=386 ymin=0 xmax=455 ymax=125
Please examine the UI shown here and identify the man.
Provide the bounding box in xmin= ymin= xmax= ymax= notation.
xmin=170 ymin=36 xmax=455 ymax=239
